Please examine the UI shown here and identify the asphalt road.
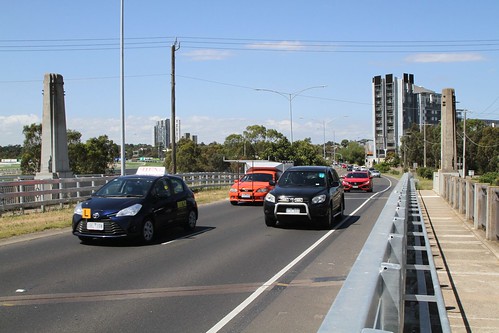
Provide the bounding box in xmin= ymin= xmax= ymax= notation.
xmin=0 ymin=176 xmax=395 ymax=333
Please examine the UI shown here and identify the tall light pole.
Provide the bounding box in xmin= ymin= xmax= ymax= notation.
xmin=321 ymin=116 xmax=348 ymax=159
xmin=255 ymin=85 xmax=326 ymax=145
xmin=119 ymin=0 xmax=125 ymax=175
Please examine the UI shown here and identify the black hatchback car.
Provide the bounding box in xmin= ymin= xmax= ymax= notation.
xmin=263 ymin=166 xmax=344 ymax=229
xmin=72 ymin=167 xmax=198 ymax=244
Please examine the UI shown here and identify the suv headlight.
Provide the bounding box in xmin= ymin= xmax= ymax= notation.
xmin=312 ymin=194 xmax=326 ymax=204
xmin=116 ymin=204 xmax=142 ymax=217
xmin=265 ymin=193 xmax=275 ymax=203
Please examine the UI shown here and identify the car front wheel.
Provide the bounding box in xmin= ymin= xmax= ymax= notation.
xmin=141 ymin=219 xmax=155 ymax=243
xmin=265 ymin=215 xmax=276 ymax=227
xmin=321 ymin=205 xmax=333 ymax=229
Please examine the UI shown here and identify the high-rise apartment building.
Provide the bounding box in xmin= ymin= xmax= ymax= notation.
xmin=154 ymin=119 xmax=170 ymax=149
xmin=154 ymin=118 xmax=197 ymax=148
xmin=372 ymin=73 xmax=441 ymax=160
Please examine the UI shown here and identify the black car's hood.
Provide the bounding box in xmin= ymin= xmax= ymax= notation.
xmin=81 ymin=196 xmax=143 ymax=215
xmin=271 ymin=186 xmax=326 ymax=199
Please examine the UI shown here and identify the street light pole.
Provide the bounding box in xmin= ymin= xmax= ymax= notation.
xmin=255 ymin=85 xmax=326 ymax=145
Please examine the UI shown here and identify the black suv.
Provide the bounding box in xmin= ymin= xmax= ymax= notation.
xmin=263 ymin=166 xmax=344 ymax=229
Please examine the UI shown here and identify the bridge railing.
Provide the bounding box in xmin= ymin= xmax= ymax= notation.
xmin=318 ymin=173 xmax=450 ymax=333
xmin=438 ymin=172 xmax=499 ymax=241
xmin=0 ymin=172 xmax=237 ymax=215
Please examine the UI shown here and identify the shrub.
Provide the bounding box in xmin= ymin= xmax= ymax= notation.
xmin=478 ymin=172 xmax=499 ymax=185
xmin=417 ymin=167 xmax=436 ymax=180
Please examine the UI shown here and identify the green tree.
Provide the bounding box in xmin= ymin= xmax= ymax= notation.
xmin=80 ymin=135 xmax=119 ymax=174
xmin=0 ymin=144 xmax=22 ymax=160
xmin=20 ymin=123 xmax=42 ymax=174
xmin=475 ymin=126 xmax=499 ymax=174
xmin=290 ymin=138 xmax=326 ymax=166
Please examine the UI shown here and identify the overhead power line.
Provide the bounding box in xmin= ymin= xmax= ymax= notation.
xmin=1 ymin=36 xmax=499 ymax=53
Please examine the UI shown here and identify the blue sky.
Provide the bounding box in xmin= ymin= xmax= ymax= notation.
xmin=1 ymin=1 xmax=498 ymax=147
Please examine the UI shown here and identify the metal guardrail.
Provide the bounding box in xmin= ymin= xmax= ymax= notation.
xmin=437 ymin=172 xmax=499 ymax=241
xmin=318 ymin=173 xmax=450 ymax=333
xmin=0 ymin=172 xmax=237 ymax=215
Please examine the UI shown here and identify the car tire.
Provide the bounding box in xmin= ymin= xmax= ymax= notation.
xmin=141 ymin=219 xmax=155 ymax=243
xmin=230 ymin=201 xmax=238 ymax=206
xmin=321 ymin=205 xmax=333 ymax=229
xmin=265 ymin=215 xmax=276 ymax=227
xmin=336 ymin=198 xmax=344 ymax=222
xmin=184 ymin=210 xmax=197 ymax=231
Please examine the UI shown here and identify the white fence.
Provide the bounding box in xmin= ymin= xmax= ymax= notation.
xmin=436 ymin=172 xmax=499 ymax=241
xmin=0 ymin=172 xmax=237 ymax=215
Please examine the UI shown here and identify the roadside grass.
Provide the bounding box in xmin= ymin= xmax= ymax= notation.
xmin=0 ymin=186 xmax=230 ymax=240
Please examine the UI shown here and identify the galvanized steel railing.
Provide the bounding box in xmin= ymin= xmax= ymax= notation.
xmin=318 ymin=173 xmax=450 ymax=333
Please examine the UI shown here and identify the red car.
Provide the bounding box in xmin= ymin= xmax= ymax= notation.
xmin=342 ymin=171 xmax=373 ymax=192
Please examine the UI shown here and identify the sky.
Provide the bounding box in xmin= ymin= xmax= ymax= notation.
xmin=1 ymin=1 xmax=499 ymax=147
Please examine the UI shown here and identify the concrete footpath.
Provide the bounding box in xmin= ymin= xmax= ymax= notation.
xmin=418 ymin=190 xmax=499 ymax=333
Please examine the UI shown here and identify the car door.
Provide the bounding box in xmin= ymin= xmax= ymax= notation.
xmin=151 ymin=177 xmax=177 ymax=226
xmin=169 ymin=177 xmax=189 ymax=223
xmin=328 ymin=169 xmax=343 ymax=211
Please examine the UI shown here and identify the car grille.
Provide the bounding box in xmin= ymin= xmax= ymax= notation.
xmin=240 ymin=188 xmax=254 ymax=193
xmin=76 ymin=219 xmax=126 ymax=236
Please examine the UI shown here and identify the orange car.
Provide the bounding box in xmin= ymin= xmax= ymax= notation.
xmin=229 ymin=167 xmax=281 ymax=205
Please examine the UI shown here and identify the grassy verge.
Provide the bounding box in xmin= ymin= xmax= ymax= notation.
xmin=0 ymin=187 xmax=230 ymax=240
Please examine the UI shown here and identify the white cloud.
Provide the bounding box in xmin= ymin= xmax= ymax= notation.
xmin=405 ymin=53 xmax=485 ymax=63
xmin=246 ymin=41 xmax=305 ymax=51
xmin=0 ymin=114 xmax=40 ymax=146
xmin=183 ymin=49 xmax=233 ymax=61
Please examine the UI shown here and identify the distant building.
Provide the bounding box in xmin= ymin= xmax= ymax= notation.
xmin=154 ymin=119 xmax=170 ymax=149
xmin=154 ymin=118 xmax=198 ymax=148
xmin=372 ymin=73 xmax=441 ymax=160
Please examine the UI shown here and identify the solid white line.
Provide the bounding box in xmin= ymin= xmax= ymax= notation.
xmin=206 ymin=178 xmax=393 ymax=332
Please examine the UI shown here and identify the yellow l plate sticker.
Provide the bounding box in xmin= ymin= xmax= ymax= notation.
xmin=82 ymin=208 xmax=91 ymax=219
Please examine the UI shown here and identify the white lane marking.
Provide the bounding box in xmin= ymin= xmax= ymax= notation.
xmin=206 ymin=178 xmax=393 ymax=332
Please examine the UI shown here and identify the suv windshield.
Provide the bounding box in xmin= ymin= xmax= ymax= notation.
xmin=278 ymin=170 xmax=326 ymax=187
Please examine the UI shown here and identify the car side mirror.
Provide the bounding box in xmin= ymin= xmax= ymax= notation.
xmin=332 ymin=181 xmax=340 ymax=187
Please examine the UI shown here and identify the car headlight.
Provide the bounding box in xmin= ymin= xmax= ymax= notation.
xmin=312 ymin=194 xmax=326 ymax=204
xmin=265 ymin=193 xmax=275 ymax=203
xmin=116 ymin=203 xmax=142 ymax=217
xmin=229 ymin=188 xmax=237 ymax=193
xmin=74 ymin=202 xmax=83 ymax=215
xmin=256 ymin=187 xmax=269 ymax=193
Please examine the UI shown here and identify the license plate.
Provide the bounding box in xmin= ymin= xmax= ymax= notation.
xmin=241 ymin=194 xmax=251 ymax=198
xmin=87 ymin=222 xmax=104 ymax=231
xmin=286 ymin=208 xmax=300 ymax=213
xmin=353 ymin=185 xmax=358 ymax=189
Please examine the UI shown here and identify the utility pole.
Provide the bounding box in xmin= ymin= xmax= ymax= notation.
xmin=462 ymin=109 xmax=467 ymax=178
xmin=171 ymin=40 xmax=180 ymax=174
xmin=423 ymin=121 xmax=427 ymax=168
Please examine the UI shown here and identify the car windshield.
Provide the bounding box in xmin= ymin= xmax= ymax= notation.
xmin=93 ymin=177 xmax=154 ymax=197
xmin=278 ymin=170 xmax=326 ymax=187
xmin=346 ymin=172 xmax=369 ymax=179
xmin=240 ymin=173 xmax=273 ymax=182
